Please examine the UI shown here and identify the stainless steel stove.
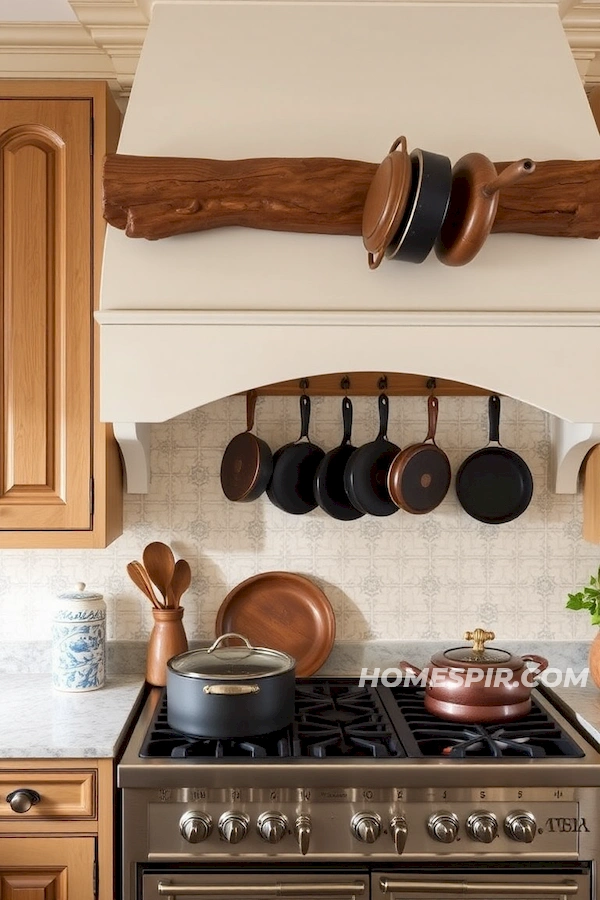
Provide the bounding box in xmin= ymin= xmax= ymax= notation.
xmin=119 ymin=679 xmax=600 ymax=900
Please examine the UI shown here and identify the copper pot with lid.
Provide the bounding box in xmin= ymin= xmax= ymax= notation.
xmin=400 ymin=628 xmax=548 ymax=723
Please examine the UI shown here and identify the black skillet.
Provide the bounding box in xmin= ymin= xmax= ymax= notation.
xmin=220 ymin=391 xmax=273 ymax=502
xmin=267 ymin=394 xmax=325 ymax=515
xmin=456 ymin=395 xmax=533 ymax=524
xmin=314 ymin=397 xmax=364 ymax=521
xmin=344 ymin=393 xmax=400 ymax=517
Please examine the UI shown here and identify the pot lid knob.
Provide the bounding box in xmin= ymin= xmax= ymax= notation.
xmin=464 ymin=628 xmax=495 ymax=654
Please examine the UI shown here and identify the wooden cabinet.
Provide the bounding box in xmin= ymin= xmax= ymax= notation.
xmin=0 ymin=759 xmax=114 ymax=900
xmin=0 ymin=836 xmax=95 ymax=899
xmin=0 ymin=82 xmax=122 ymax=547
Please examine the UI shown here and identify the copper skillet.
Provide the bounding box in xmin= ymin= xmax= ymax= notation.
xmin=435 ymin=154 xmax=535 ymax=266
xmin=387 ymin=395 xmax=451 ymax=514
xmin=220 ymin=391 xmax=273 ymax=502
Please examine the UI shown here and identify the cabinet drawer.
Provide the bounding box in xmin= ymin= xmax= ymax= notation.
xmin=0 ymin=769 xmax=96 ymax=820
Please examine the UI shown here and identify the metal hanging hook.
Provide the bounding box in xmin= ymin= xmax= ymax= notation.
xmin=340 ymin=375 xmax=351 ymax=392
xmin=299 ymin=378 xmax=310 ymax=391
xmin=378 ymin=375 xmax=388 ymax=392
xmin=426 ymin=377 xmax=437 ymax=391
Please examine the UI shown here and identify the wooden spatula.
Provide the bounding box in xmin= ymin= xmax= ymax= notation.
xmin=143 ymin=542 xmax=176 ymax=606
xmin=168 ymin=559 xmax=192 ymax=608
xmin=126 ymin=560 xmax=163 ymax=609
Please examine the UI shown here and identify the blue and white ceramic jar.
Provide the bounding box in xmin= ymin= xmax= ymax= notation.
xmin=52 ymin=582 xmax=106 ymax=692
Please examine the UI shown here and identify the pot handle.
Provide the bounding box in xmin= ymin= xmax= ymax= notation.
xmin=399 ymin=660 xmax=424 ymax=678
xmin=521 ymin=654 xmax=548 ymax=678
xmin=208 ymin=633 xmax=253 ymax=654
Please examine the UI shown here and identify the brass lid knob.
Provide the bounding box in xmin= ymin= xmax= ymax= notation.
xmin=464 ymin=628 xmax=495 ymax=653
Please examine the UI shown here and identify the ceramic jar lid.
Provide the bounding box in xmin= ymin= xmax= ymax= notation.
xmin=58 ymin=581 xmax=104 ymax=601
xmin=362 ymin=135 xmax=412 ymax=270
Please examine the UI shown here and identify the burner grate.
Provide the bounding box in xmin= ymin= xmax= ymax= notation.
xmin=139 ymin=680 xmax=404 ymax=759
xmin=379 ymin=685 xmax=585 ymax=759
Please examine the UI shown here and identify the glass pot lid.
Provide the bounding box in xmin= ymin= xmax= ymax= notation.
xmin=438 ymin=628 xmax=517 ymax=666
xmin=168 ymin=633 xmax=296 ymax=680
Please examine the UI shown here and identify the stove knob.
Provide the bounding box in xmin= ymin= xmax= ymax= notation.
xmin=294 ymin=814 xmax=311 ymax=855
xmin=351 ymin=812 xmax=382 ymax=844
xmin=390 ymin=816 xmax=408 ymax=854
xmin=219 ymin=811 xmax=249 ymax=844
xmin=504 ymin=811 xmax=537 ymax=843
xmin=257 ymin=811 xmax=288 ymax=844
xmin=180 ymin=811 xmax=212 ymax=844
xmin=427 ymin=812 xmax=459 ymax=844
xmin=466 ymin=812 xmax=498 ymax=844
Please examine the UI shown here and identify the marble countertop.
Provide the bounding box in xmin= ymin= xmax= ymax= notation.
xmin=0 ymin=675 xmax=146 ymax=759
xmin=548 ymin=681 xmax=600 ymax=746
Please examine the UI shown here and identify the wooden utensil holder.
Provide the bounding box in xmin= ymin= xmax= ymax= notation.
xmin=146 ymin=607 xmax=188 ymax=687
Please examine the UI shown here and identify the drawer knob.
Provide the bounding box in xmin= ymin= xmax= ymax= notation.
xmin=6 ymin=789 xmax=41 ymax=813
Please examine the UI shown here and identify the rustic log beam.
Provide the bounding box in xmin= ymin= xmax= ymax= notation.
xmin=103 ymin=153 xmax=600 ymax=242
xmin=103 ymin=153 xmax=377 ymax=240
xmin=492 ymin=159 xmax=600 ymax=239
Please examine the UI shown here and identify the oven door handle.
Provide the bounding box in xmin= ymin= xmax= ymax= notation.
xmin=157 ymin=883 xmax=367 ymax=898
xmin=379 ymin=880 xmax=579 ymax=896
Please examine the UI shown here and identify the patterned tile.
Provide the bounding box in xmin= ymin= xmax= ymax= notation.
xmin=0 ymin=395 xmax=597 ymax=648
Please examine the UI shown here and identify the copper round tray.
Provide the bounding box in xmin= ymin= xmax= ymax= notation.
xmin=215 ymin=572 xmax=336 ymax=677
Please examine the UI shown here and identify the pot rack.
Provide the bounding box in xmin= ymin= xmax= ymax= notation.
xmin=245 ymin=372 xmax=489 ymax=397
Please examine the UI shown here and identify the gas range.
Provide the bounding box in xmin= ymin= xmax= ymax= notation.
xmin=119 ymin=679 xmax=600 ymax=900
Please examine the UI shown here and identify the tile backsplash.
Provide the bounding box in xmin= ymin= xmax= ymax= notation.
xmin=0 ymin=393 xmax=598 ymax=646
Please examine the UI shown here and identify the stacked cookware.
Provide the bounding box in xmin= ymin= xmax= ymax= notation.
xmin=362 ymin=135 xmax=535 ymax=268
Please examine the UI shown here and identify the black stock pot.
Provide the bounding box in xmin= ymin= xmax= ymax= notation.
xmin=166 ymin=633 xmax=296 ymax=738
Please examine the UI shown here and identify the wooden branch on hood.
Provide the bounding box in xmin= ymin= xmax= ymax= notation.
xmin=103 ymin=153 xmax=377 ymax=240
xmin=492 ymin=159 xmax=600 ymax=239
xmin=103 ymin=153 xmax=600 ymax=242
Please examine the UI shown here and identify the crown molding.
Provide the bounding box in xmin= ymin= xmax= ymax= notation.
xmin=0 ymin=0 xmax=600 ymax=97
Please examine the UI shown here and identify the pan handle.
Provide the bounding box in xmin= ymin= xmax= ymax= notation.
xmin=298 ymin=393 xmax=312 ymax=442
xmin=208 ymin=633 xmax=254 ymax=653
xmin=246 ymin=390 xmax=257 ymax=433
xmin=482 ymin=158 xmax=535 ymax=198
xmin=521 ymin=654 xmax=549 ymax=678
xmin=377 ymin=393 xmax=390 ymax=440
xmin=425 ymin=395 xmax=439 ymax=443
xmin=399 ymin=660 xmax=424 ymax=679
xmin=341 ymin=396 xmax=353 ymax=446
xmin=488 ymin=395 xmax=501 ymax=444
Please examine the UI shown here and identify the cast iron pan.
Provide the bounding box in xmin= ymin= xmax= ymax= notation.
xmin=220 ymin=390 xmax=273 ymax=502
xmin=314 ymin=397 xmax=364 ymax=521
xmin=344 ymin=393 xmax=400 ymax=517
xmin=267 ymin=394 xmax=325 ymax=515
xmin=455 ymin=395 xmax=533 ymax=524
xmin=385 ymin=148 xmax=452 ymax=265
xmin=387 ymin=395 xmax=451 ymax=514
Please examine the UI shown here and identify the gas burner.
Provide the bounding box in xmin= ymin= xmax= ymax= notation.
xmin=380 ymin=685 xmax=585 ymax=759
xmin=140 ymin=680 xmax=404 ymax=759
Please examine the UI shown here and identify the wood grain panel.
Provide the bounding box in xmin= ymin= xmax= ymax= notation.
xmin=0 ymin=770 xmax=95 ymax=821
xmin=0 ymin=100 xmax=92 ymax=530
xmin=0 ymin=836 xmax=94 ymax=900
xmin=248 ymin=372 xmax=492 ymax=397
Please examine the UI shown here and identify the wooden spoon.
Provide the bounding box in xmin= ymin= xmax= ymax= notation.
xmin=143 ymin=542 xmax=176 ymax=606
xmin=126 ymin=560 xmax=163 ymax=609
xmin=168 ymin=559 xmax=192 ymax=608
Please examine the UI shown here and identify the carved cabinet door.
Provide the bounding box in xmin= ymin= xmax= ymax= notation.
xmin=0 ymin=97 xmax=92 ymax=531
xmin=0 ymin=836 xmax=95 ymax=899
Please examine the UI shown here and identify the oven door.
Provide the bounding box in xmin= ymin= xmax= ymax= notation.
xmin=373 ymin=866 xmax=591 ymax=900
xmin=143 ymin=870 xmax=370 ymax=900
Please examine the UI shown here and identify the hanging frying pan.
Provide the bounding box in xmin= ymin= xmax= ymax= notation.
xmin=435 ymin=155 xmax=535 ymax=267
xmin=456 ymin=395 xmax=533 ymax=524
xmin=314 ymin=397 xmax=364 ymax=521
xmin=387 ymin=395 xmax=451 ymax=514
xmin=267 ymin=394 xmax=325 ymax=515
xmin=344 ymin=393 xmax=400 ymax=517
xmin=220 ymin=390 xmax=273 ymax=502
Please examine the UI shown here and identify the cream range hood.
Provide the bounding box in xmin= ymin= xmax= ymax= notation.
xmin=97 ymin=0 xmax=600 ymax=493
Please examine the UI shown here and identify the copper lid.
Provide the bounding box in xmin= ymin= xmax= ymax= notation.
xmin=362 ymin=135 xmax=412 ymax=270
